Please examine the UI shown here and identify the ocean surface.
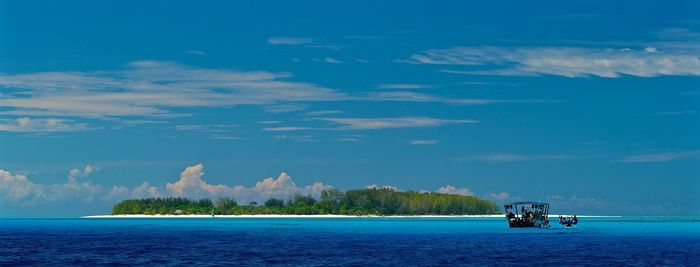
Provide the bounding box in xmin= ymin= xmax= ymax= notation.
xmin=1 ymin=217 xmax=699 ymax=266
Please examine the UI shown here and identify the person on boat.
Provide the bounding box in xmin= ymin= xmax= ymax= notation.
xmin=572 ymin=215 xmax=578 ymax=224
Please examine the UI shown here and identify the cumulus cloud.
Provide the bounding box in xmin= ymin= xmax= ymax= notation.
xmin=1 ymin=164 xmax=333 ymax=208
xmin=2 ymin=164 xmax=502 ymax=214
xmin=407 ymin=46 xmax=700 ymax=78
xmin=68 ymin=165 xmax=98 ymax=183
xmin=0 ymin=169 xmax=45 ymax=202
xmin=163 ymin=164 xmax=331 ymax=203
xmin=436 ymin=185 xmax=474 ymax=196
xmin=0 ymin=165 xmax=103 ymax=205
xmin=250 ymin=172 xmax=330 ymax=201
xmin=165 ymin=164 xmax=234 ymax=198
xmin=49 ymin=165 xmax=103 ymax=202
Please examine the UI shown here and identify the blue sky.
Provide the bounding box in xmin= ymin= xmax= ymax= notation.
xmin=1 ymin=1 xmax=699 ymax=216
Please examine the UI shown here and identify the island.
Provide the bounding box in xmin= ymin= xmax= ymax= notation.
xmin=111 ymin=188 xmax=500 ymax=216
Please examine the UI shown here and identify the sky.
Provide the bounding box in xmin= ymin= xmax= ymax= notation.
xmin=0 ymin=0 xmax=699 ymax=216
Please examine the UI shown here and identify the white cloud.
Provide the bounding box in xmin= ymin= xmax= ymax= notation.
xmin=262 ymin=103 xmax=309 ymax=113
xmin=407 ymin=46 xmax=700 ymax=78
xmin=0 ymin=117 xmax=91 ymax=132
xmin=646 ymin=110 xmax=698 ymax=116
xmin=274 ymin=134 xmax=316 ymax=142
xmin=351 ymin=58 xmax=371 ymax=63
xmin=209 ymin=135 xmax=246 ymax=140
xmin=0 ymin=169 xmax=45 ymax=202
xmin=644 ymin=47 xmax=658 ymax=53
xmin=49 ymin=165 xmax=103 ymax=202
xmin=465 ymin=153 xmax=571 ymax=162
xmin=267 ymin=36 xmax=314 ymax=45
xmin=487 ymin=192 xmax=510 ymax=201
xmin=165 ymin=164 xmax=235 ymax=198
xmin=0 ymin=164 xmax=330 ymax=205
xmin=262 ymin=127 xmax=312 ymax=132
xmin=68 ymin=165 xmax=98 ymax=183
xmin=336 ymin=137 xmax=362 ymax=142
xmin=364 ymin=91 xmax=545 ymax=105
xmin=436 ymin=185 xmax=474 ymax=196
xmin=250 ymin=172 xmax=329 ymax=201
xmin=304 ymin=110 xmax=343 ymax=116
xmin=315 ymin=117 xmax=476 ymax=130
xmin=409 ymin=140 xmax=439 ymax=145
xmin=130 ymin=182 xmax=162 ymax=198
xmin=376 ymin=83 xmax=433 ymax=89
xmin=1 ymin=166 xmax=108 ymax=204
xmin=256 ymin=120 xmax=282 ymax=124
xmin=336 ymin=134 xmax=363 ymax=142
xmin=175 ymin=124 xmax=238 ymax=133
xmin=313 ymin=57 xmax=343 ymax=64
xmin=186 ymin=50 xmax=206 ymax=55
xmin=0 ymin=61 xmax=346 ymax=119
xmin=174 ymin=124 xmax=241 ymax=140
xmin=2 ymin=164 xmax=517 ymax=213
xmin=618 ymin=150 xmax=700 ymax=163
xmin=162 ymin=165 xmax=330 ymax=203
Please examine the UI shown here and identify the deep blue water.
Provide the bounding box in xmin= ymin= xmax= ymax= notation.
xmin=1 ymin=217 xmax=699 ymax=266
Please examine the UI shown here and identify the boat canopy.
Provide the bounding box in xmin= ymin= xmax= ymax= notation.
xmin=503 ymin=201 xmax=550 ymax=228
xmin=504 ymin=201 xmax=549 ymax=206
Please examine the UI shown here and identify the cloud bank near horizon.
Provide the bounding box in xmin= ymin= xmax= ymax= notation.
xmin=0 ymin=164 xmax=505 ymax=212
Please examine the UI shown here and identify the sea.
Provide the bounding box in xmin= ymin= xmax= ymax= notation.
xmin=1 ymin=217 xmax=699 ymax=266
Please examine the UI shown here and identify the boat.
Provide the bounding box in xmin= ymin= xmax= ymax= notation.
xmin=503 ymin=201 xmax=550 ymax=228
xmin=558 ymin=215 xmax=578 ymax=227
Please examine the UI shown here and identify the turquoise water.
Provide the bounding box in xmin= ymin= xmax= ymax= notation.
xmin=1 ymin=217 xmax=699 ymax=265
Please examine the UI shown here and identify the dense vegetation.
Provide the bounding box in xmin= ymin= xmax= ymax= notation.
xmin=111 ymin=188 xmax=499 ymax=215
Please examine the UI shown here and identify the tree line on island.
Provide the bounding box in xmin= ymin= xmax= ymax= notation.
xmin=112 ymin=188 xmax=500 ymax=215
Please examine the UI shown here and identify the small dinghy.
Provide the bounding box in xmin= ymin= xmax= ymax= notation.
xmin=559 ymin=215 xmax=578 ymax=227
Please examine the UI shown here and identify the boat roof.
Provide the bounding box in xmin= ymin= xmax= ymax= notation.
xmin=504 ymin=201 xmax=550 ymax=205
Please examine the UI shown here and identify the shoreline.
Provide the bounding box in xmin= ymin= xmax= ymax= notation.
xmin=83 ymin=214 xmax=505 ymax=218
xmin=82 ymin=214 xmax=620 ymax=219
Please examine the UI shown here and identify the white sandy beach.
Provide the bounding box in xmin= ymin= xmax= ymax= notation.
xmin=82 ymin=214 xmax=620 ymax=219
xmin=83 ymin=214 xmax=506 ymax=218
